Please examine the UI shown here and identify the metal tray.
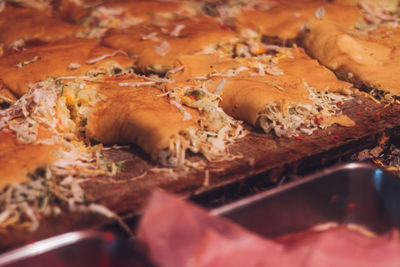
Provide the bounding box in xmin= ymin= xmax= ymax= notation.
xmin=3 ymin=162 xmax=399 ymax=266
xmin=212 ymin=162 xmax=400 ymax=237
xmin=0 ymin=230 xmax=154 ymax=267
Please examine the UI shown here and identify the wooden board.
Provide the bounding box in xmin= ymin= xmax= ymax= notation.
xmin=81 ymin=95 xmax=400 ymax=213
xmin=1 ymin=95 xmax=400 ymax=250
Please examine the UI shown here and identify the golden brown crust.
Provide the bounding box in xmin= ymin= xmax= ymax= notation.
xmin=0 ymin=38 xmax=136 ymax=97
xmin=332 ymin=0 xmax=359 ymax=5
xmin=0 ymin=87 xmax=17 ymax=103
xmin=96 ymin=0 xmax=199 ymax=27
xmin=168 ymin=53 xmax=311 ymax=127
xmin=0 ymin=5 xmax=82 ymax=48
xmin=79 ymin=0 xmax=199 ymax=34
xmin=171 ymin=54 xmax=247 ymax=83
xmin=85 ymin=75 xmax=200 ymax=160
xmin=235 ymin=0 xmax=362 ymax=41
xmin=220 ymin=76 xmax=310 ymax=127
xmin=278 ymin=47 xmax=353 ymax=94
xmin=0 ymin=132 xmax=58 ymax=189
xmin=302 ymin=19 xmax=400 ymax=96
xmin=171 ymin=48 xmax=352 ymax=94
xmin=103 ymin=16 xmax=237 ymax=73
xmin=168 ymin=48 xmax=354 ymax=128
xmin=57 ymin=0 xmax=94 ymax=24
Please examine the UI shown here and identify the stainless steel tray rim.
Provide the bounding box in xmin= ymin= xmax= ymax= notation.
xmin=0 ymin=230 xmax=100 ymax=266
xmin=211 ymin=162 xmax=384 ymax=216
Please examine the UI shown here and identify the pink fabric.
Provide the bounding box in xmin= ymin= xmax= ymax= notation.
xmin=137 ymin=191 xmax=400 ymax=267
xmin=303 ymin=228 xmax=400 ymax=267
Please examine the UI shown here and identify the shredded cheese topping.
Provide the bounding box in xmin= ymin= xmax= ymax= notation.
xmin=154 ymin=41 xmax=171 ymax=56
xmin=170 ymin=24 xmax=185 ymax=37
xmin=16 ymin=56 xmax=40 ymax=68
xmin=0 ymin=76 xmax=127 ymax=231
xmin=259 ymin=82 xmax=353 ymax=137
xmin=161 ymin=81 xmax=247 ymax=167
xmin=86 ymin=50 xmax=128 ymax=65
